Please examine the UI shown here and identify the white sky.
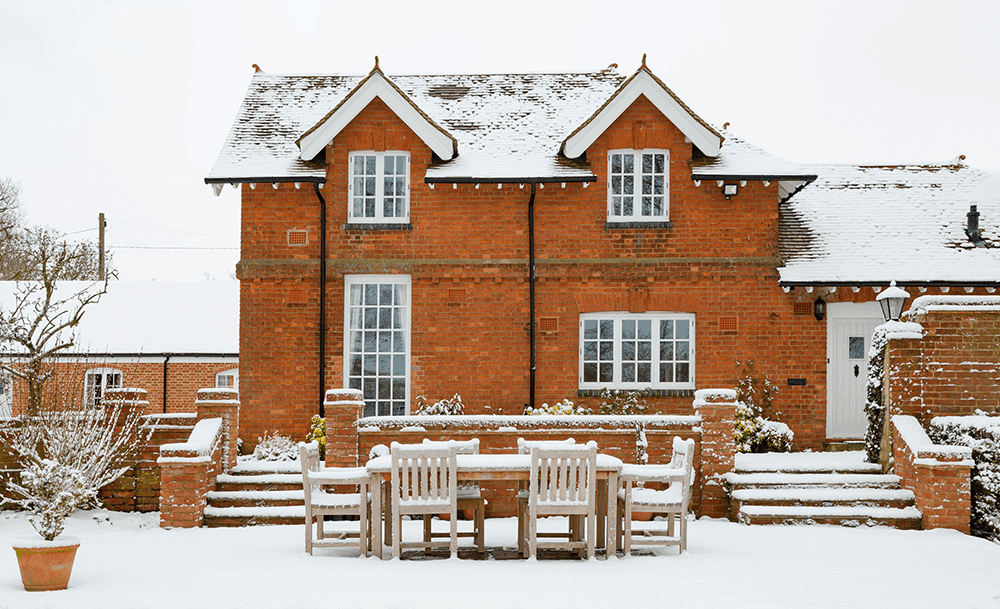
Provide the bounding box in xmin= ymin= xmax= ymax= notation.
xmin=2 ymin=0 xmax=998 ymax=281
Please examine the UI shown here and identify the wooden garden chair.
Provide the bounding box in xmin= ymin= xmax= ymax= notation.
xmin=298 ymin=441 xmax=371 ymax=556
xmin=617 ymin=436 xmax=696 ymax=555
xmin=390 ymin=442 xmax=459 ymax=559
xmin=421 ymin=438 xmax=485 ymax=553
xmin=522 ymin=441 xmax=598 ymax=560
xmin=516 ymin=437 xmax=577 ymax=556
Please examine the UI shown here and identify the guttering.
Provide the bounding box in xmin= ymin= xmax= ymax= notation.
xmin=423 ymin=176 xmax=595 ymax=185
xmin=203 ymin=176 xmax=327 ymax=185
xmin=779 ymin=280 xmax=1000 ymax=290
xmin=527 ymin=182 xmax=537 ymax=412
xmin=162 ymin=354 xmax=171 ymax=414
xmin=1 ymin=353 xmax=239 ymax=359
xmin=314 ymin=182 xmax=328 ymax=418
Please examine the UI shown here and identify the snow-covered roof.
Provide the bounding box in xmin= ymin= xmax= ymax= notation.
xmin=778 ymin=164 xmax=1000 ymax=286
xmin=0 ymin=281 xmax=238 ymax=354
xmin=206 ymin=67 xmax=810 ymax=184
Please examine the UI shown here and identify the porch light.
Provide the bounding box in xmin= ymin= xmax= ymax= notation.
xmin=813 ymin=298 xmax=826 ymax=321
xmin=877 ymin=281 xmax=910 ymax=322
xmin=723 ymin=183 xmax=738 ymax=199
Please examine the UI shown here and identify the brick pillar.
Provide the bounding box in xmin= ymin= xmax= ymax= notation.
xmin=324 ymin=388 xmax=363 ymax=467
xmin=195 ymin=389 xmax=240 ymax=472
xmin=694 ymin=389 xmax=737 ymax=519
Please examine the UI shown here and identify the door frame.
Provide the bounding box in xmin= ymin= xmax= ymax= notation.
xmin=825 ymin=301 xmax=883 ymax=439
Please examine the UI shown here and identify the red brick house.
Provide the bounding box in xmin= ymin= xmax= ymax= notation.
xmin=0 ymin=281 xmax=238 ymax=417
xmin=206 ymin=59 xmax=999 ymax=452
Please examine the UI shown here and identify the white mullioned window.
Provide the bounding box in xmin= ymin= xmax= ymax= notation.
xmin=348 ymin=151 xmax=410 ymax=224
xmin=84 ymin=367 xmax=123 ymax=407
xmin=607 ymin=149 xmax=669 ymax=222
xmin=216 ymin=369 xmax=238 ymax=391
xmin=345 ymin=275 xmax=410 ymax=417
xmin=579 ymin=312 xmax=694 ymax=390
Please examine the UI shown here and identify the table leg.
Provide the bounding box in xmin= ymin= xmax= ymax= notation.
xmin=371 ymin=476 xmax=383 ymax=559
xmin=605 ymin=471 xmax=618 ymax=558
xmin=596 ymin=479 xmax=607 ymax=549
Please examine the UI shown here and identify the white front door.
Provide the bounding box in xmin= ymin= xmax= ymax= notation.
xmin=826 ymin=302 xmax=883 ymax=439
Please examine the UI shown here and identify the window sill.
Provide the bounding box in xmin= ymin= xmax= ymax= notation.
xmin=604 ymin=221 xmax=673 ymax=230
xmin=577 ymin=388 xmax=694 ymax=398
xmin=343 ymin=223 xmax=413 ymax=231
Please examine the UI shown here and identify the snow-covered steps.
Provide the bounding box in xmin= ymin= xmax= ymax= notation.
xmin=726 ymin=451 xmax=921 ymax=529
xmin=205 ymin=458 xmax=307 ymax=527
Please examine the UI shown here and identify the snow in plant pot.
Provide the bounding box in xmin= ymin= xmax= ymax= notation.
xmin=6 ymin=459 xmax=95 ymax=592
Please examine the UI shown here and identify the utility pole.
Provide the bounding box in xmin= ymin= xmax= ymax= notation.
xmin=98 ymin=213 xmax=105 ymax=281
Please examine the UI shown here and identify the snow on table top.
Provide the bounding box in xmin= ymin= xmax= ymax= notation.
xmin=778 ymin=164 xmax=1000 ymax=284
xmin=366 ymin=453 xmax=623 ymax=473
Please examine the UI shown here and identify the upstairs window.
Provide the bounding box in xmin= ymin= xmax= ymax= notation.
xmin=84 ymin=367 xmax=122 ymax=407
xmin=348 ymin=152 xmax=409 ymax=224
xmin=607 ymin=150 xmax=669 ymax=223
xmin=579 ymin=312 xmax=694 ymax=390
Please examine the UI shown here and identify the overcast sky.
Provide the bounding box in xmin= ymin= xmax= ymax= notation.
xmin=2 ymin=0 xmax=998 ymax=281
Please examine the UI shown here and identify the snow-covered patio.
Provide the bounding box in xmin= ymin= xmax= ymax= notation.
xmin=2 ymin=509 xmax=998 ymax=608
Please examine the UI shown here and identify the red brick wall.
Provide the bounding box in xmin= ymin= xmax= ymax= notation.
xmin=237 ymin=94 xmax=846 ymax=452
xmin=887 ymin=308 xmax=1000 ymax=424
xmin=8 ymin=360 xmax=237 ymax=417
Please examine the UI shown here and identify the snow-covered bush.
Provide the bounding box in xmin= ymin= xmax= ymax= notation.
xmin=863 ymin=327 xmax=888 ymax=463
xmin=7 ymin=459 xmax=92 ymax=541
xmin=1 ymin=396 xmax=147 ymax=541
xmin=306 ymin=415 xmax=326 ymax=459
xmin=599 ymin=388 xmax=650 ymax=415
xmin=734 ymin=360 xmax=790 ymax=453
xmin=415 ymin=394 xmax=465 ymax=416
xmin=635 ymin=423 xmax=649 ymax=465
xmin=526 ymin=399 xmax=592 ymax=416
xmin=930 ymin=414 xmax=1000 ymax=542
xmin=252 ymin=431 xmax=298 ymax=461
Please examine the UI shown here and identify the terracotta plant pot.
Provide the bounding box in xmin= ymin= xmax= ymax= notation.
xmin=631 ymin=512 xmax=654 ymax=521
xmin=12 ymin=537 xmax=80 ymax=592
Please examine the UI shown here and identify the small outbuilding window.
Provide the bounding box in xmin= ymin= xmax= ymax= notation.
xmin=84 ymin=367 xmax=123 ymax=407
xmin=216 ymin=369 xmax=238 ymax=391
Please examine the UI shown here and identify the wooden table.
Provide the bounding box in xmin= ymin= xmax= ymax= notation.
xmin=365 ymin=453 xmax=622 ymax=559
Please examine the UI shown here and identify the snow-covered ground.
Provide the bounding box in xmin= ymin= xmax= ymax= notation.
xmin=2 ymin=509 xmax=999 ymax=609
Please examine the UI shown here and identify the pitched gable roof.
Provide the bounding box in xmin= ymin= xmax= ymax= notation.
xmin=778 ymin=164 xmax=1000 ymax=286
xmin=560 ymin=65 xmax=723 ymax=159
xmin=296 ymin=64 xmax=457 ymax=162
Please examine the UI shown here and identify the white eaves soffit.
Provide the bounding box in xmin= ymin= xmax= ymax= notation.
xmin=297 ymin=71 xmax=456 ymax=162
xmin=561 ymin=69 xmax=722 ymax=159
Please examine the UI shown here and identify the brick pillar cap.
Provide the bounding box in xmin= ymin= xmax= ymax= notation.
xmin=325 ymin=388 xmax=363 ymax=406
xmin=105 ymin=387 xmax=148 ymax=401
xmin=694 ymin=388 xmax=737 ymax=404
xmin=195 ymin=388 xmax=239 ymax=403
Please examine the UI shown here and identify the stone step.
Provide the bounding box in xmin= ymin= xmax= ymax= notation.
xmin=214 ymin=473 xmax=303 ymax=493
xmin=206 ymin=490 xmax=304 ymax=509
xmin=822 ymin=440 xmax=866 ymax=453
xmin=737 ymin=504 xmax=922 ymax=529
xmin=203 ymin=505 xmax=305 ymax=527
xmin=733 ymin=452 xmax=881 ymax=475
xmin=725 ymin=472 xmax=902 ymax=489
xmin=731 ymin=487 xmax=916 ymax=514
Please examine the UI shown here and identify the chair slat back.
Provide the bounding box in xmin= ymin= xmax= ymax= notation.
xmin=530 ymin=442 xmax=596 ymax=505
xmin=673 ymin=436 xmax=696 ymax=492
xmin=298 ymin=441 xmax=321 ymax=506
xmin=391 ymin=442 xmax=456 ymax=504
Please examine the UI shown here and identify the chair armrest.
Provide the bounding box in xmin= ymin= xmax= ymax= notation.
xmin=620 ymin=464 xmax=686 ymax=484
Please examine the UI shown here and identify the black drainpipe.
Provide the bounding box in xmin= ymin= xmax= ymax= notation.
xmin=528 ymin=182 xmax=537 ymax=411
xmin=314 ymin=182 xmax=328 ymax=418
xmin=162 ymin=354 xmax=171 ymax=414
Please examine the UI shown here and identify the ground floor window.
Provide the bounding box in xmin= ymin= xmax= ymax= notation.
xmin=84 ymin=367 xmax=123 ymax=407
xmin=216 ymin=369 xmax=238 ymax=391
xmin=579 ymin=312 xmax=694 ymax=390
xmin=344 ymin=275 xmax=410 ymax=417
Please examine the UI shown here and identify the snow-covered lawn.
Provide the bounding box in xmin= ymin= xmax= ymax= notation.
xmin=2 ymin=509 xmax=999 ymax=609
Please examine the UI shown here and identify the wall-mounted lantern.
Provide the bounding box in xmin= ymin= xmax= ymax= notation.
xmin=723 ymin=183 xmax=738 ymax=199
xmin=813 ymin=297 xmax=826 ymax=321
xmin=877 ymin=281 xmax=910 ymax=322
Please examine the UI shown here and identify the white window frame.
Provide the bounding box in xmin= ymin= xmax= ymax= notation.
xmin=216 ymin=369 xmax=239 ymax=391
xmin=344 ymin=275 xmax=411 ymax=417
xmin=84 ymin=367 xmax=123 ymax=407
xmin=578 ymin=312 xmax=694 ymax=390
xmin=607 ymin=149 xmax=669 ymax=223
xmin=348 ymin=151 xmax=410 ymax=224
